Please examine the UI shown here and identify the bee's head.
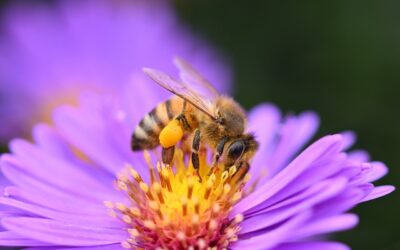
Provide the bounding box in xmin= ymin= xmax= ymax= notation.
xmin=224 ymin=134 xmax=259 ymax=168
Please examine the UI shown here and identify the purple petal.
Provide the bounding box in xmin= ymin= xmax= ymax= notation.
xmin=347 ymin=150 xmax=370 ymax=162
xmin=31 ymin=124 xmax=118 ymax=188
xmin=1 ymin=217 xmax=128 ymax=246
xmin=27 ymin=244 xmax=123 ymax=250
xmin=361 ymin=185 xmax=395 ymax=202
xmin=247 ymin=104 xmax=282 ymax=178
xmin=234 ymin=134 xmax=343 ymax=214
xmin=53 ymin=105 xmax=124 ymax=174
xmin=265 ymin=112 xmax=319 ymax=178
xmin=340 ymin=131 xmax=356 ymax=150
xmin=0 ymin=197 xmax=120 ymax=228
xmin=3 ymin=186 xmax=114 ymax=216
xmin=239 ymin=178 xmax=347 ymax=234
xmin=1 ymin=155 xmax=120 ymax=202
xmin=119 ymin=73 xmax=166 ymax=123
xmin=343 ymin=162 xmax=387 ymax=185
xmin=245 ymin=153 xmax=346 ymax=216
xmin=52 ymin=98 xmax=148 ymax=180
xmin=32 ymin=124 xmax=77 ymax=160
xmin=334 ymin=165 xmax=362 ymax=180
xmin=290 ymin=214 xmax=359 ymax=240
xmin=273 ymin=241 xmax=350 ymax=250
xmin=0 ymin=231 xmax=51 ymax=246
xmin=8 ymin=139 xmax=114 ymax=197
xmin=313 ymin=187 xmax=367 ymax=218
xmin=364 ymin=162 xmax=388 ymax=182
xmin=231 ymin=211 xmax=311 ymax=250
xmin=1 ymin=156 xmax=83 ymax=200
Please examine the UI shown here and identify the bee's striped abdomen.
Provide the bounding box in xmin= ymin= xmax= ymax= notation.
xmin=131 ymin=97 xmax=184 ymax=150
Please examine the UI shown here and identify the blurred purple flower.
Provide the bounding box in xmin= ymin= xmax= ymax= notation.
xmin=0 ymin=0 xmax=231 ymax=141
xmin=0 ymin=61 xmax=393 ymax=249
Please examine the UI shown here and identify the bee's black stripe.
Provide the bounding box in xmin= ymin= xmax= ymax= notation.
xmin=138 ymin=118 xmax=156 ymax=137
xmin=149 ymin=107 xmax=164 ymax=128
xmin=131 ymin=136 xmax=146 ymax=150
xmin=131 ymin=136 xmax=158 ymax=150
xmin=176 ymin=114 xmax=191 ymax=130
xmin=165 ymin=100 xmax=174 ymax=120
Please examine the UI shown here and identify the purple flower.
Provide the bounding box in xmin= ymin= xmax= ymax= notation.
xmin=0 ymin=60 xmax=393 ymax=249
xmin=0 ymin=0 xmax=231 ymax=141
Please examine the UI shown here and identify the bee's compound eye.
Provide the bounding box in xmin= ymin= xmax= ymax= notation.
xmin=228 ymin=141 xmax=245 ymax=161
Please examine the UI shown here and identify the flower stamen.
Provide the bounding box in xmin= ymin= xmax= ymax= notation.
xmin=108 ymin=149 xmax=249 ymax=249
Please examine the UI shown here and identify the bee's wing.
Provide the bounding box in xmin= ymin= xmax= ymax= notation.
xmin=173 ymin=57 xmax=220 ymax=98
xmin=142 ymin=67 xmax=218 ymax=120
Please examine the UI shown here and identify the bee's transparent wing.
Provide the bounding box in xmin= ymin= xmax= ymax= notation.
xmin=173 ymin=57 xmax=220 ymax=98
xmin=143 ymin=67 xmax=218 ymax=120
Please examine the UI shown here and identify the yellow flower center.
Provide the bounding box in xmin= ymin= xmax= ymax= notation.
xmin=105 ymin=149 xmax=250 ymax=249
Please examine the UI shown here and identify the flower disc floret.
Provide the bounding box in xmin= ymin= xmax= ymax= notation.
xmin=107 ymin=150 xmax=249 ymax=249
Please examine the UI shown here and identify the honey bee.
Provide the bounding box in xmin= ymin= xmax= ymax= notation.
xmin=131 ymin=57 xmax=258 ymax=179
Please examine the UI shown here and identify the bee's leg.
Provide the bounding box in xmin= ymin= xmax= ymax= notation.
xmin=176 ymin=101 xmax=191 ymax=130
xmin=176 ymin=114 xmax=190 ymax=130
xmin=160 ymin=102 xmax=188 ymax=165
xmin=209 ymin=137 xmax=228 ymax=175
xmin=159 ymin=120 xmax=181 ymax=164
xmin=160 ymin=101 xmax=190 ymax=168
xmin=191 ymin=129 xmax=202 ymax=182
xmin=232 ymin=161 xmax=250 ymax=184
xmin=213 ymin=137 xmax=229 ymax=166
xmin=162 ymin=146 xmax=175 ymax=166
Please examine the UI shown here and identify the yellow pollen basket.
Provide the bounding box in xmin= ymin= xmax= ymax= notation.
xmin=159 ymin=119 xmax=184 ymax=148
xmin=107 ymin=148 xmax=251 ymax=249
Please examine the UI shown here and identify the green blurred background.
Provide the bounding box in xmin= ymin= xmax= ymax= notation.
xmin=0 ymin=0 xmax=398 ymax=249
xmin=174 ymin=0 xmax=399 ymax=249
